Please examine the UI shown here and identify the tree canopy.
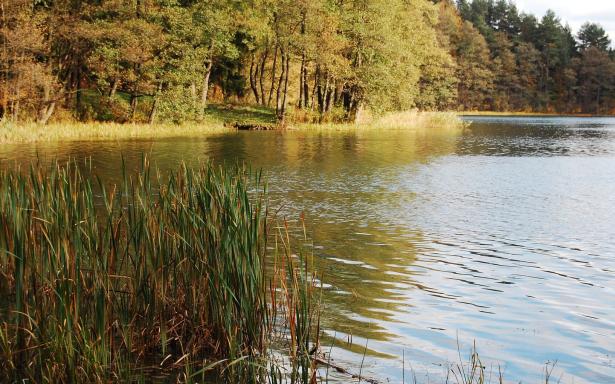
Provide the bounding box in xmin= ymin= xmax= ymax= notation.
xmin=1 ymin=0 xmax=614 ymax=124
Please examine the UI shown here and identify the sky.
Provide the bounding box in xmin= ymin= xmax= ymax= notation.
xmin=515 ymin=0 xmax=615 ymax=46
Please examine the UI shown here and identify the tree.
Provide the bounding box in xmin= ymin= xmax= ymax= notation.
xmin=577 ymin=22 xmax=611 ymax=52
xmin=577 ymin=47 xmax=615 ymax=113
xmin=490 ymin=31 xmax=518 ymax=110
xmin=2 ymin=0 xmax=615 ymax=122
xmin=440 ymin=1 xmax=493 ymax=110
xmin=339 ymin=0 xmax=450 ymax=120
xmin=0 ymin=0 xmax=60 ymax=123
xmin=172 ymin=0 xmax=240 ymax=116
xmin=513 ymin=42 xmax=541 ymax=110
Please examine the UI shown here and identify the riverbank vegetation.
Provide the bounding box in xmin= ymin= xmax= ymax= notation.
xmin=295 ymin=111 xmax=465 ymax=132
xmin=1 ymin=0 xmax=614 ymax=127
xmin=0 ymin=160 xmax=321 ymax=383
xmin=0 ymin=121 xmax=227 ymax=143
xmin=0 ymin=160 xmax=568 ymax=384
xmin=0 ymin=106 xmax=465 ymax=144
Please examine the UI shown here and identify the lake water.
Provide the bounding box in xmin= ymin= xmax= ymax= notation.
xmin=1 ymin=116 xmax=614 ymax=383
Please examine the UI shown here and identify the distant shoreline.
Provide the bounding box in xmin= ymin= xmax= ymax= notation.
xmin=458 ymin=111 xmax=615 ymax=117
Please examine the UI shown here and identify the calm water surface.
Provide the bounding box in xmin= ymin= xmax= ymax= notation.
xmin=1 ymin=116 xmax=614 ymax=383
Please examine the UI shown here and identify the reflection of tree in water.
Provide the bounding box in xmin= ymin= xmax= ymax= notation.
xmin=307 ymin=221 xmax=424 ymax=345
xmin=0 ymin=129 xmax=461 ymax=360
xmin=458 ymin=118 xmax=615 ymax=156
xmin=237 ymin=130 xmax=461 ymax=359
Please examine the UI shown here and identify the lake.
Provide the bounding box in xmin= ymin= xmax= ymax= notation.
xmin=1 ymin=116 xmax=614 ymax=383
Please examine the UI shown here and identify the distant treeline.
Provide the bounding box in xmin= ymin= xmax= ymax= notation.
xmin=1 ymin=0 xmax=614 ymax=124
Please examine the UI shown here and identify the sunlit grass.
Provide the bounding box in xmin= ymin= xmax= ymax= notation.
xmin=293 ymin=110 xmax=466 ymax=131
xmin=0 ymin=106 xmax=467 ymax=144
xmin=0 ymin=120 xmax=232 ymax=144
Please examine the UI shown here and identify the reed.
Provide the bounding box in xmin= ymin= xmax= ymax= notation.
xmin=0 ymin=120 xmax=231 ymax=144
xmin=0 ymin=159 xmax=321 ymax=383
xmin=0 ymin=108 xmax=465 ymax=144
xmin=293 ymin=110 xmax=466 ymax=131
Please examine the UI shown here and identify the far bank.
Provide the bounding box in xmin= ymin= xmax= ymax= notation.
xmin=0 ymin=106 xmax=465 ymax=144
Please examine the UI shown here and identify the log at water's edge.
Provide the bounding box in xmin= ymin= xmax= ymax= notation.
xmin=225 ymin=121 xmax=279 ymax=130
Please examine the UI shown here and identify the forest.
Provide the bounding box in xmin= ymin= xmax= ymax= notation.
xmin=1 ymin=0 xmax=614 ymax=125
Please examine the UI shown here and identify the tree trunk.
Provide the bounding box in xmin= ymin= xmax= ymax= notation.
xmin=316 ymin=66 xmax=324 ymax=113
xmin=268 ymin=45 xmax=278 ymax=107
xmin=303 ymin=61 xmax=309 ymax=108
xmin=310 ymin=67 xmax=319 ymax=111
xmin=324 ymin=75 xmax=332 ymax=114
xmin=38 ymin=84 xmax=57 ymax=125
xmin=38 ymin=102 xmax=56 ymax=125
xmin=279 ymin=54 xmax=290 ymax=123
xmin=129 ymin=95 xmax=138 ymax=121
xmin=108 ymin=79 xmax=119 ymax=98
xmin=249 ymin=54 xmax=259 ymax=104
xmin=333 ymin=81 xmax=341 ymax=107
xmin=259 ymin=47 xmax=268 ymax=106
xmin=298 ymin=53 xmax=305 ymax=108
xmin=200 ymin=61 xmax=213 ymax=117
xmin=318 ymin=74 xmax=330 ymax=122
xmin=275 ymin=49 xmax=286 ymax=119
xmin=149 ymin=82 xmax=163 ymax=124
xmin=345 ymin=85 xmax=362 ymax=123
xmin=298 ymin=9 xmax=308 ymax=109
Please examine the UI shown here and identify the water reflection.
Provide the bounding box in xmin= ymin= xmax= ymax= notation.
xmin=1 ymin=118 xmax=615 ymax=383
xmin=459 ymin=116 xmax=615 ymax=156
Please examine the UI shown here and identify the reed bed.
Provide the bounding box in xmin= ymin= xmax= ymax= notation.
xmin=0 ymin=121 xmax=232 ymax=144
xmin=293 ymin=111 xmax=466 ymax=132
xmin=0 ymin=160 xmax=320 ymax=383
xmin=0 ymin=109 xmax=465 ymax=145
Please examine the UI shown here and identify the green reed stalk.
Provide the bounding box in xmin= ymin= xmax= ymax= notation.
xmin=0 ymin=160 xmax=320 ymax=383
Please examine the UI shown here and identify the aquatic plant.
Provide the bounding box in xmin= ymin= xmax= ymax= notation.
xmin=0 ymin=121 xmax=231 ymax=144
xmin=292 ymin=110 xmax=465 ymax=131
xmin=0 ymin=159 xmax=320 ymax=383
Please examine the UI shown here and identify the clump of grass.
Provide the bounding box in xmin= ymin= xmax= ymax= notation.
xmin=369 ymin=110 xmax=465 ymax=130
xmin=293 ymin=110 xmax=465 ymax=131
xmin=0 ymin=120 xmax=232 ymax=144
xmin=0 ymin=159 xmax=321 ymax=383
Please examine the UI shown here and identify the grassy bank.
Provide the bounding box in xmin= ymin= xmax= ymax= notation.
xmin=0 ymin=121 xmax=231 ymax=144
xmin=0 ymin=106 xmax=466 ymax=144
xmin=294 ymin=111 xmax=465 ymax=132
xmin=0 ymin=160 xmax=320 ymax=383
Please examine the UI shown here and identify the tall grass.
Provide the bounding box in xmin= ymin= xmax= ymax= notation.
xmin=293 ymin=110 xmax=466 ymax=131
xmin=0 ymin=160 xmax=320 ymax=383
xmin=0 ymin=121 xmax=232 ymax=144
xmin=0 ymin=107 xmax=465 ymax=144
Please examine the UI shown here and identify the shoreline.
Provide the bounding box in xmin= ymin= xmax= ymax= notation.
xmin=0 ymin=110 xmax=465 ymax=144
xmin=5 ymin=109 xmax=612 ymax=145
xmin=458 ymin=111 xmax=615 ymax=117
